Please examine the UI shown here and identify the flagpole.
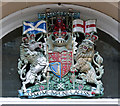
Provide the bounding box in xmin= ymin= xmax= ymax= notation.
xmin=45 ymin=8 xmax=51 ymax=90
xmin=37 ymin=33 xmax=43 ymax=42
xmin=69 ymin=9 xmax=76 ymax=90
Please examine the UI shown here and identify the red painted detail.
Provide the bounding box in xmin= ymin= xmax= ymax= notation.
xmin=85 ymin=33 xmax=98 ymax=42
xmin=30 ymin=34 xmax=35 ymax=39
xmin=66 ymin=25 xmax=69 ymax=28
xmin=86 ymin=24 xmax=96 ymax=28
xmin=53 ymin=32 xmax=59 ymax=35
xmin=39 ymin=44 xmax=42 ymax=48
xmin=91 ymin=92 xmax=96 ymax=95
xmin=83 ymin=46 xmax=88 ymax=50
xmin=71 ymin=71 xmax=74 ymax=73
xmin=54 ymin=17 xmax=66 ymax=31
xmin=71 ymin=70 xmax=77 ymax=73
xmin=91 ymin=35 xmax=98 ymax=41
xmin=78 ymin=85 xmax=83 ymax=90
xmin=61 ymin=31 xmax=67 ymax=35
xmin=83 ymin=21 xmax=86 ymax=33
xmin=23 ymin=37 xmax=28 ymax=40
xmin=75 ymin=70 xmax=77 ymax=73
xmin=30 ymin=34 xmax=35 ymax=37
xmin=53 ymin=31 xmax=67 ymax=39
xmin=73 ymin=23 xmax=96 ymax=34
xmin=39 ymin=85 xmax=44 ymax=91
xmin=85 ymin=33 xmax=91 ymax=36
xmin=70 ymin=79 xmax=72 ymax=83
xmin=48 ymin=51 xmax=72 ymax=78
xmin=73 ymin=24 xmax=84 ymax=28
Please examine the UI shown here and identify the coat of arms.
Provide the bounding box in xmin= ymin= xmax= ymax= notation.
xmin=18 ymin=8 xmax=104 ymax=98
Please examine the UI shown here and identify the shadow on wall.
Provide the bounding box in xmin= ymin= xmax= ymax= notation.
xmin=1 ymin=27 xmax=120 ymax=98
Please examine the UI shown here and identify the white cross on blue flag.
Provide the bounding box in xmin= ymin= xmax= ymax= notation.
xmin=23 ymin=20 xmax=47 ymax=35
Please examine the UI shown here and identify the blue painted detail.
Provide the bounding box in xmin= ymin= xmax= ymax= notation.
xmin=23 ymin=20 xmax=47 ymax=35
xmin=38 ymin=13 xmax=46 ymax=20
xmin=49 ymin=62 xmax=61 ymax=78
xmin=73 ymin=12 xmax=80 ymax=19
xmin=18 ymin=90 xmax=24 ymax=96
xmin=58 ymin=19 xmax=61 ymax=22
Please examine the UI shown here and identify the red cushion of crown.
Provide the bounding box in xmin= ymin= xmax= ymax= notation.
xmin=61 ymin=31 xmax=67 ymax=35
xmin=53 ymin=32 xmax=59 ymax=35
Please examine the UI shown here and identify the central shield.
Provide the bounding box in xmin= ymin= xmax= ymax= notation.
xmin=48 ymin=50 xmax=72 ymax=78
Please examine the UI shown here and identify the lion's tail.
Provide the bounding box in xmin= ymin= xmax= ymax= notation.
xmin=93 ymin=52 xmax=104 ymax=79
xmin=19 ymin=64 xmax=26 ymax=81
xmin=20 ymin=73 xmax=26 ymax=81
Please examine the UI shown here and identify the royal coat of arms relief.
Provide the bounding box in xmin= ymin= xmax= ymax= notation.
xmin=18 ymin=9 xmax=104 ymax=98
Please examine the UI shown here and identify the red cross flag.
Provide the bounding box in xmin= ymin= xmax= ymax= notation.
xmin=73 ymin=19 xmax=97 ymax=34
xmin=73 ymin=19 xmax=84 ymax=33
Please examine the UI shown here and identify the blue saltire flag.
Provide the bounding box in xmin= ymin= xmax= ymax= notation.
xmin=23 ymin=20 xmax=47 ymax=35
